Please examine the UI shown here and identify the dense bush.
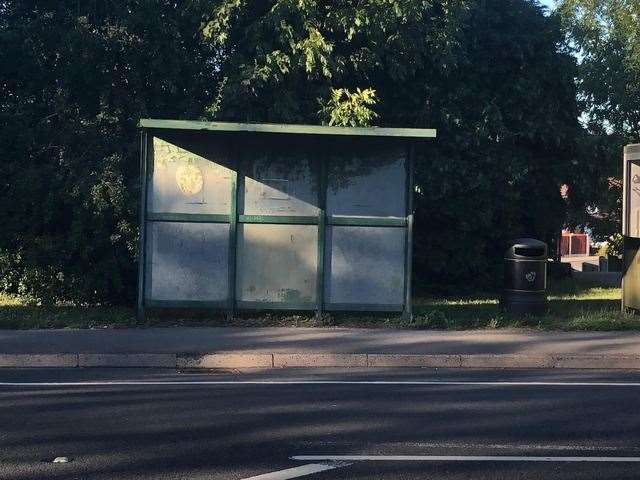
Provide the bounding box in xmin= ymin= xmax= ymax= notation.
xmin=411 ymin=1 xmax=580 ymax=291
xmin=0 ymin=1 xmax=218 ymax=304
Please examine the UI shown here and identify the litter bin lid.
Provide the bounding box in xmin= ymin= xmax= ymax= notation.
xmin=505 ymin=238 xmax=547 ymax=259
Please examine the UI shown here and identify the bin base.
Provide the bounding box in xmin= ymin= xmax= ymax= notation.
xmin=500 ymin=291 xmax=547 ymax=316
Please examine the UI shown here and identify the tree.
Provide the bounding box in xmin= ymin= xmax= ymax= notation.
xmin=558 ymin=0 xmax=640 ymax=241
xmin=0 ymin=1 xmax=219 ymax=303
xmin=0 ymin=0 xmax=581 ymax=302
xmin=204 ymin=0 xmax=580 ymax=290
xmin=319 ymin=88 xmax=378 ymax=127
xmin=559 ymin=0 xmax=640 ymax=140
xmin=202 ymin=0 xmax=468 ymax=125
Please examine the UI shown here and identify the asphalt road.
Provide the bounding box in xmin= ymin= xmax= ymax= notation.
xmin=1 ymin=368 xmax=640 ymax=479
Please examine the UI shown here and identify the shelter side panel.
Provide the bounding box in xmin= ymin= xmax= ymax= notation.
xmin=148 ymin=135 xmax=233 ymax=215
xmin=326 ymin=147 xmax=406 ymax=218
xmin=240 ymin=147 xmax=319 ymax=216
xmin=324 ymin=226 xmax=405 ymax=308
xmin=145 ymin=222 xmax=229 ymax=302
xmin=236 ymin=224 xmax=317 ymax=306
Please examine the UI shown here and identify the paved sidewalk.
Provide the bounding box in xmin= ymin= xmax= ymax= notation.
xmin=1 ymin=327 xmax=640 ymax=369
xmin=3 ymin=327 xmax=640 ymax=355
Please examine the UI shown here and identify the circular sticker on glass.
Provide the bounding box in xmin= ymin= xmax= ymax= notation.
xmin=176 ymin=164 xmax=204 ymax=196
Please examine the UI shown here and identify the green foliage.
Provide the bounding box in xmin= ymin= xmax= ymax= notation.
xmin=205 ymin=0 xmax=581 ymax=291
xmin=411 ymin=0 xmax=580 ymax=289
xmin=559 ymin=0 xmax=640 ymax=140
xmin=605 ymin=233 xmax=624 ymax=258
xmin=563 ymin=132 xmax=623 ymax=240
xmin=319 ymin=88 xmax=378 ymax=127
xmin=200 ymin=0 xmax=461 ymax=123
xmin=558 ymin=0 xmax=639 ymax=240
xmin=0 ymin=1 xmax=219 ymax=304
xmin=0 ymin=0 xmax=585 ymax=303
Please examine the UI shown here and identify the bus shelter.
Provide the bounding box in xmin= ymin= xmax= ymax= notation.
xmin=137 ymin=120 xmax=436 ymax=319
xmin=623 ymin=143 xmax=640 ymax=311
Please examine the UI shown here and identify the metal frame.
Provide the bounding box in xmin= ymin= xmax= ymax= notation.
xmin=147 ymin=213 xmax=229 ymax=223
xmin=139 ymin=119 xmax=436 ymax=139
xmin=239 ymin=215 xmax=317 ymax=225
xmin=623 ymin=147 xmax=630 ymax=238
xmin=316 ymin=159 xmax=327 ymax=319
xmin=136 ymin=132 xmax=148 ymax=321
xmin=329 ymin=216 xmax=406 ymax=227
xmin=237 ymin=301 xmax=317 ymax=311
xmin=228 ymin=165 xmax=239 ymax=318
xmin=325 ymin=303 xmax=404 ymax=312
xmin=147 ymin=299 xmax=228 ymax=309
xmin=137 ymin=121 xmax=436 ymax=319
xmin=403 ymin=144 xmax=415 ymax=320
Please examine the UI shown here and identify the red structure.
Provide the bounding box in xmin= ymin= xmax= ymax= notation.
xmin=560 ymin=231 xmax=590 ymax=256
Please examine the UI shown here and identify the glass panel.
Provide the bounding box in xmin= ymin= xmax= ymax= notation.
xmin=241 ymin=151 xmax=319 ymax=216
xmin=148 ymin=136 xmax=232 ymax=215
xmin=237 ymin=224 xmax=317 ymax=303
xmin=145 ymin=222 xmax=229 ymax=301
xmin=629 ymin=161 xmax=640 ymax=237
xmin=327 ymin=148 xmax=406 ymax=217
xmin=325 ymin=226 xmax=405 ymax=305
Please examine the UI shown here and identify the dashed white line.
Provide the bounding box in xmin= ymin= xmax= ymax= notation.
xmin=239 ymin=462 xmax=350 ymax=480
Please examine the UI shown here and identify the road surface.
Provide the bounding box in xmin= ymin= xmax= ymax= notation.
xmin=1 ymin=367 xmax=640 ymax=479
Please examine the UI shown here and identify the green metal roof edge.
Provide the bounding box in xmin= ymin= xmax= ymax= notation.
xmin=138 ymin=119 xmax=436 ymax=139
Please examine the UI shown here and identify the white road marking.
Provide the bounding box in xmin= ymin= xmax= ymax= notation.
xmin=291 ymin=455 xmax=640 ymax=463
xmin=296 ymin=441 xmax=639 ymax=452
xmin=239 ymin=462 xmax=350 ymax=480
xmin=1 ymin=380 xmax=640 ymax=387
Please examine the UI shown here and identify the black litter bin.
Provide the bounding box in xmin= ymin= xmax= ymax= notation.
xmin=501 ymin=238 xmax=548 ymax=315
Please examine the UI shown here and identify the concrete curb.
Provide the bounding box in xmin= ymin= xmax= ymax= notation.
xmin=78 ymin=354 xmax=176 ymax=368
xmin=274 ymin=353 xmax=368 ymax=368
xmin=178 ymin=353 xmax=273 ymax=369
xmin=0 ymin=354 xmax=78 ymax=368
xmin=2 ymin=353 xmax=640 ymax=369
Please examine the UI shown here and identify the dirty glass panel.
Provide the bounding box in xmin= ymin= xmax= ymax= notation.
xmin=629 ymin=161 xmax=640 ymax=237
xmin=237 ymin=224 xmax=317 ymax=303
xmin=325 ymin=226 xmax=405 ymax=306
xmin=241 ymin=151 xmax=319 ymax=216
xmin=327 ymin=148 xmax=406 ymax=217
xmin=148 ymin=136 xmax=232 ymax=215
xmin=145 ymin=222 xmax=228 ymax=301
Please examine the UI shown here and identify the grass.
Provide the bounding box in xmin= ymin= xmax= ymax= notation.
xmin=0 ymin=278 xmax=636 ymax=331
xmin=407 ymin=278 xmax=634 ymax=330
xmin=0 ymin=293 xmax=136 ymax=329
